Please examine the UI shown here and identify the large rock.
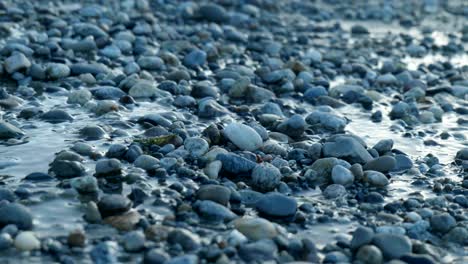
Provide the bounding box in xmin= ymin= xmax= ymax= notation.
xmin=251 ymin=163 xmax=282 ymax=192
xmin=323 ymin=136 xmax=372 ymax=164
xmin=372 ymin=233 xmax=412 ymax=259
xmin=0 ymin=203 xmax=33 ymax=230
xmin=224 ymin=123 xmax=263 ymax=151
xmin=217 ymin=153 xmax=256 ymax=174
xmin=196 ymin=185 xmax=231 ymax=205
xmin=97 ymin=194 xmax=132 ymax=217
xmin=234 ymin=217 xmax=278 ymax=241
xmin=0 ymin=121 xmax=25 ymax=139
xmin=255 ymin=192 xmax=297 ymax=219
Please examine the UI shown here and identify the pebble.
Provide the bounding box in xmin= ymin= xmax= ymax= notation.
xmin=0 ymin=121 xmax=25 ymax=139
xmin=331 ymin=164 xmax=355 ymax=186
xmin=255 ymin=192 xmax=297 ymax=219
xmin=14 ymin=231 xmax=40 ymax=251
xmin=356 ymin=245 xmax=383 ymax=264
xmin=196 ymin=184 xmax=231 ymax=205
xmin=123 ymin=231 xmax=145 ymax=252
xmin=71 ymin=176 xmax=98 ymax=193
xmin=364 ymin=171 xmax=389 ymax=187
xmin=95 ymin=158 xmax=122 ymax=176
xmin=372 ymin=233 xmax=412 ymax=259
xmin=323 ymin=184 xmax=347 ymax=199
xmin=363 ymin=156 xmax=397 ymax=173
xmin=251 ymin=163 xmax=282 ymax=192
xmin=223 ymin=123 xmax=263 ymax=151
xmin=323 ymin=136 xmax=373 ymax=164
xmin=97 ymin=194 xmax=132 ymax=218
xmin=194 ymin=200 xmax=237 ymax=223
xmin=4 ymin=53 xmax=31 ymax=73
xmin=430 ymin=213 xmax=456 ymax=234
xmin=0 ymin=202 xmax=33 ymax=230
xmin=234 ymin=217 xmax=278 ymax=241
xmin=351 ymin=226 xmax=375 ymax=249
xmin=217 ymin=153 xmax=256 ymax=174
xmin=184 ymin=137 xmax=209 ymax=158
xmin=133 ymin=155 xmax=159 ymax=170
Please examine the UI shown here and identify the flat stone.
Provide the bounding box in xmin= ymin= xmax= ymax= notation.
xmin=372 ymin=233 xmax=412 ymax=259
xmin=224 ymin=123 xmax=263 ymax=151
xmin=255 ymin=192 xmax=297 ymax=219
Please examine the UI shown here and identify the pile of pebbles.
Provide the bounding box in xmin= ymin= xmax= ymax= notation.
xmin=0 ymin=0 xmax=467 ymax=263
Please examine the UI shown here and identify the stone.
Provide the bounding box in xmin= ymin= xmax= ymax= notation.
xmin=307 ymin=158 xmax=351 ymax=187
xmin=372 ymin=233 xmax=412 ymax=259
xmin=80 ymin=125 xmax=107 ymax=140
xmin=0 ymin=233 xmax=12 ymax=250
xmin=46 ymin=63 xmax=70 ymax=79
xmin=134 ymin=155 xmax=159 ymax=170
xmin=41 ymin=109 xmax=74 ymax=123
xmin=198 ymin=3 xmax=228 ymax=23
xmin=255 ymin=192 xmax=297 ymax=219
xmin=184 ymin=137 xmax=209 ymax=158
xmin=224 ymin=123 xmax=263 ymax=151
xmin=234 ymin=217 xmax=278 ymax=241
xmin=95 ymin=158 xmax=122 ymax=176
xmin=104 ymin=211 xmax=140 ymax=231
xmin=49 ymin=160 xmax=86 ymax=178
xmin=351 ymin=226 xmax=375 ymax=249
xmin=167 ymin=229 xmax=200 ymax=251
xmin=217 ymin=153 xmax=256 ymax=174
xmin=97 ymin=194 xmax=132 ymax=217
xmin=277 ymin=114 xmax=306 ymax=138
xmin=68 ymin=89 xmax=92 ymax=105
xmin=204 ymin=160 xmax=222 ymax=179
xmin=364 ymin=171 xmax=389 ymax=187
xmin=71 ymin=176 xmax=98 ymax=193
xmin=251 ymin=163 xmax=282 ymax=192
xmin=196 ymin=185 xmax=231 ymax=205
xmin=239 ymin=239 xmax=278 ymax=262
xmin=363 ymin=156 xmax=396 ymax=173
xmin=331 ymin=165 xmax=354 ymax=186
xmin=356 ymin=245 xmax=383 ymax=264
xmin=183 ymin=49 xmax=207 ymax=69
xmin=373 ymin=139 xmax=394 ymax=154
xmin=14 ymin=231 xmax=40 ymax=251
xmin=323 ymin=137 xmax=373 ymax=164
xmin=0 ymin=121 xmax=25 ymax=139
xmin=123 ymin=231 xmax=145 ymax=252
xmin=430 ymin=213 xmax=456 ymax=234
xmin=194 ymin=200 xmax=237 ymax=223
xmin=4 ymin=53 xmax=31 ymax=73
xmin=323 ymin=184 xmax=347 ymax=199
xmin=68 ymin=229 xmax=86 ymax=247
xmin=144 ymin=249 xmax=169 ymax=264
xmin=0 ymin=203 xmax=33 ymax=230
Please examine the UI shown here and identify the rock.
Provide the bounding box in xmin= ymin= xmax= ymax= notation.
xmin=166 ymin=255 xmax=199 ymax=264
xmin=239 ymin=239 xmax=278 ymax=262
xmin=323 ymin=184 xmax=347 ymax=199
xmin=277 ymin=114 xmax=306 ymax=138
xmin=14 ymin=231 xmax=40 ymax=251
xmin=0 ymin=121 xmax=25 ymax=139
xmin=392 ymin=154 xmax=413 ymax=172
xmin=68 ymin=229 xmax=86 ymax=247
xmin=364 ymin=171 xmax=389 ymax=187
xmin=443 ymin=226 xmax=468 ymax=244
xmin=183 ymin=49 xmax=207 ymax=69
xmin=49 ymin=160 xmax=86 ymax=178
xmin=331 ymin=164 xmax=354 ymax=186
xmin=90 ymin=241 xmax=118 ymax=264
xmin=0 ymin=233 xmax=12 ymax=250
xmin=204 ymin=160 xmax=222 ymax=179
xmin=363 ymin=156 xmax=396 ymax=173
xmin=68 ymin=89 xmax=92 ymax=105
xmin=373 ymin=139 xmax=394 ymax=154
xmin=97 ymin=194 xmax=132 ymax=217
xmin=356 ymin=245 xmax=383 ymax=264
xmin=4 ymin=53 xmax=31 ymax=73
xmin=95 ymin=158 xmax=122 ymax=176
xmin=198 ymin=98 xmax=229 ymax=118
xmin=71 ymin=176 xmax=98 ymax=193
xmin=0 ymin=188 xmax=16 ymax=202
xmin=93 ymin=86 xmax=126 ymax=100
xmin=104 ymin=211 xmax=140 ymax=231
xmin=144 ymin=249 xmax=170 ymax=264
xmin=194 ymin=200 xmax=237 ymax=223
xmin=217 ymin=153 xmax=256 ymax=174
xmin=251 ymin=163 xmax=282 ymax=192
xmin=400 ymin=254 xmax=436 ymax=264
xmin=323 ymin=137 xmax=372 ymax=164
xmin=255 ymin=192 xmax=297 ymax=219
xmin=0 ymin=203 xmax=33 ymax=230
xmin=137 ymin=56 xmax=164 ymax=71
xmin=430 ymin=213 xmax=456 ymax=234
xmin=167 ymin=229 xmax=200 ymax=251
xmin=307 ymin=158 xmax=351 ymax=187
xmin=196 ymin=185 xmax=231 ymax=205
xmin=184 ymin=137 xmax=209 ymax=158
xmin=41 ymin=109 xmax=74 ymax=123
xmin=306 ymin=111 xmax=347 ymax=132
xmin=198 ymin=3 xmax=228 ymax=23
xmin=46 ymin=63 xmax=70 ymax=79
xmin=234 ymin=217 xmax=278 ymax=241
xmin=351 ymin=226 xmax=375 ymax=249
xmin=224 ymin=123 xmax=263 ymax=151
xmin=134 ymin=155 xmax=159 ymax=170
xmin=80 ymin=125 xmax=107 ymax=140
xmin=372 ymin=233 xmax=412 ymax=259
xmin=129 ymin=80 xmax=162 ymax=98
xmin=455 ymin=148 xmax=468 ymax=164
xmin=123 ymin=231 xmax=145 ymax=252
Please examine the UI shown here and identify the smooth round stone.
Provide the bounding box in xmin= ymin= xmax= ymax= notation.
xmin=80 ymin=125 xmax=107 ymax=140
xmin=277 ymin=114 xmax=306 ymax=138
xmin=251 ymin=163 xmax=282 ymax=192
xmin=331 ymin=164 xmax=354 ymax=186
xmin=322 ymin=136 xmax=373 ymax=164
xmin=183 ymin=49 xmax=207 ymax=69
xmin=364 ymin=171 xmax=389 ymax=187
xmin=49 ymin=160 xmax=86 ymax=178
xmin=0 ymin=203 xmax=33 ymax=230
xmin=41 ymin=109 xmax=73 ymax=123
xmin=194 ymin=200 xmax=237 ymax=223
xmin=238 ymin=239 xmax=278 ymax=262
xmin=123 ymin=231 xmax=145 ymax=252
xmin=0 ymin=233 xmax=12 ymax=250
xmin=133 ymin=155 xmax=159 ymax=170
xmin=144 ymin=249 xmax=169 ymax=264
xmin=356 ymin=245 xmax=383 ymax=264
xmin=216 ymin=153 xmax=256 ymax=174
xmin=234 ymin=217 xmax=278 ymax=241
xmin=255 ymin=192 xmax=297 ymax=219
xmin=46 ymin=63 xmax=70 ymax=79
xmin=71 ymin=176 xmax=98 ymax=193
xmin=223 ymin=123 xmax=263 ymax=151
xmin=198 ymin=3 xmax=228 ymax=23
xmin=4 ymin=53 xmax=31 ymax=73
xmin=372 ymin=233 xmax=412 ymax=259
xmin=95 ymin=158 xmax=122 ymax=176
xmin=129 ymin=80 xmax=160 ymax=98
xmin=14 ymin=232 xmax=40 ymax=251
xmin=97 ymin=194 xmax=132 ymax=217
xmin=0 ymin=121 xmax=25 ymax=139
xmin=430 ymin=213 xmax=456 ymax=234
xmin=67 ymin=89 xmax=92 ymax=105
xmin=167 ymin=229 xmax=200 ymax=251
xmin=351 ymin=226 xmax=375 ymax=249
xmin=323 ymin=184 xmax=347 ymax=199
xmin=0 ymin=188 xmax=16 ymax=202
xmin=68 ymin=229 xmax=86 ymax=247
xmin=204 ymin=160 xmax=222 ymax=179
xmin=363 ymin=156 xmax=396 ymax=173
xmin=391 ymin=154 xmax=413 ymax=171
xmin=196 ymin=184 xmax=231 ymax=205
xmin=184 ymin=137 xmax=209 ymax=158
xmin=71 ymin=142 xmax=95 ymax=156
